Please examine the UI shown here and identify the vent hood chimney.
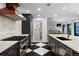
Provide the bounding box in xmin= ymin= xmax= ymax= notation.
xmin=0 ymin=3 xmax=26 ymax=21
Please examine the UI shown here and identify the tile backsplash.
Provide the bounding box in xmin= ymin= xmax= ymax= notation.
xmin=0 ymin=15 xmax=21 ymax=35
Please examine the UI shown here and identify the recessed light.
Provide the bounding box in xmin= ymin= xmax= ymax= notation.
xmin=77 ymin=11 xmax=79 ymax=14
xmin=62 ymin=7 xmax=66 ymax=10
xmin=54 ymin=20 xmax=64 ymax=21
xmin=37 ymin=15 xmax=40 ymax=17
xmin=26 ymin=10 xmax=30 ymax=13
xmin=54 ymin=14 xmax=57 ymax=17
xmin=37 ymin=8 xmax=41 ymax=11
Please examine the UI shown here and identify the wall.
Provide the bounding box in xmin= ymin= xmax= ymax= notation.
xmin=0 ymin=3 xmax=6 ymax=9
xmin=62 ymin=19 xmax=79 ymax=36
xmin=15 ymin=21 xmax=22 ymax=34
xmin=47 ymin=17 xmax=79 ymax=36
xmin=42 ymin=18 xmax=47 ymax=42
xmin=0 ymin=15 xmax=16 ymax=34
xmin=47 ymin=19 xmax=63 ymax=34
xmin=0 ymin=15 xmax=22 ymax=35
xmin=70 ymin=20 xmax=79 ymax=36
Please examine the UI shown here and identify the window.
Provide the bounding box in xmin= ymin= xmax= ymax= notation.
xmin=74 ymin=22 xmax=79 ymax=36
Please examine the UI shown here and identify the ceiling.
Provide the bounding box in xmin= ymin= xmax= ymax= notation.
xmin=17 ymin=3 xmax=79 ymax=22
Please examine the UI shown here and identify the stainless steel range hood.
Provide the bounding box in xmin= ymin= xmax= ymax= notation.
xmin=0 ymin=3 xmax=26 ymax=21
xmin=3 ymin=10 xmax=26 ymax=21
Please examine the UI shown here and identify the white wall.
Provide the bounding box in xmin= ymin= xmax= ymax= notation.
xmin=47 ymin=19 xmax=63 ymax=33
xmin=0 ymin=15 xmax=16 ymax=34
xmin=42 ymin=18 xmax=47 ymax=42
xmin=15 ymin=21 xmax=22 ymax=34
xmin=0 ymin=15 xmax=22 ymax=35
xmin=0 ymin=3 xmax=6 ymax=9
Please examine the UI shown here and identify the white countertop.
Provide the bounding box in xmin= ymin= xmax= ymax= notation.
xmin=49 ymin=34 xmax=79 ymax=53
xmin=0 ymin=41 xmax=18 ymax=53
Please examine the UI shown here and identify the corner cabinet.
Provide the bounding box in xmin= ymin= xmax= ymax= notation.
xmin=48 ymin=35 xmax=79 ymax=56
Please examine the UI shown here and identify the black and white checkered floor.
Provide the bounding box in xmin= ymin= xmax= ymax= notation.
xmin=25 ymin=42 xmax=56 ymax=56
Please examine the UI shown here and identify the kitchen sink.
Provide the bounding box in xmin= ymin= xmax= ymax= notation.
xmin=56 ymin=37 xmax=71 ymax=40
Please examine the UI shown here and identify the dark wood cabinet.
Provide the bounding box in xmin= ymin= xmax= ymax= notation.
xmin=48 ymin=35 xmax=79 ymax=56
xmin=73 ymin=51 xmax=79 ymax=56
xmin=0 ymin=42 xmax=20 ymax=56
xmin=48 ymin=36 xmax=56 ymax=54
xmin=2 ymin=35 xmax=30 ymax=56
xmin=57 ymin=42 xmax=73 ymax=56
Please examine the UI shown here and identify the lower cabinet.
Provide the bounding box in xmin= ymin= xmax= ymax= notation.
xmin=20 ymin=36 xmax=29 ymax=56
xmin=48 ymin=36 xmax=79 ymax=56
xmin=73 ymin=51 xmax=79 ymax=56
xmin=0 ymin=42 xmax=20 ymax=56
xmin=48 ymin=36 xmax=59 ymax=55
xmin=58 ymin=42 xmax=73 ymax=56
xmin=2 ymin=35 xmax=30 ymax=56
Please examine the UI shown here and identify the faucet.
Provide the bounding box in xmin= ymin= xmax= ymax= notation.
xmin=67 ymin=34 xmax=70 ymax=38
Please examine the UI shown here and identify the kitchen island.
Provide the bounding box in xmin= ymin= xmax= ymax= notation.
xmin=0 ymin=34 xmax=30 ymax=56
xmin=48 ymin=34 xmax=79 ymax=56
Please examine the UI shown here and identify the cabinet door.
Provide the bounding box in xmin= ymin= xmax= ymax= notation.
xmin=51 ymin=39 xmax=56 ymax=53
xmin=48 ymin=36 xmax=56 ymax=53
xmin=1 ymin=42 xmax=20 ymax=56
xmin=48 ymin=36 xmax=52 ymax=49
xmin=58 ymin=43 xmax=73 ymax=56
xmin=73 ymin=51 xmax=79 ymax=56
xmin=55 ymin=40 xmax=60 ymax=55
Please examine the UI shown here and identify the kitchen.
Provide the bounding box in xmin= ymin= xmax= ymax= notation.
xmin=0 ymin=3 xmax=79 ymax=56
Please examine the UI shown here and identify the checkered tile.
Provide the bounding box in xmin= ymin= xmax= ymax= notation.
xmin=33 ymin=47 xmax=49 ymax=55
xmin=25 ymin=42 xmax=56 ymax=56
xmin=25 ymin=48 xmax=32 ymax=53
xmin=35 ymin=43 xmax=46 ymax=47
